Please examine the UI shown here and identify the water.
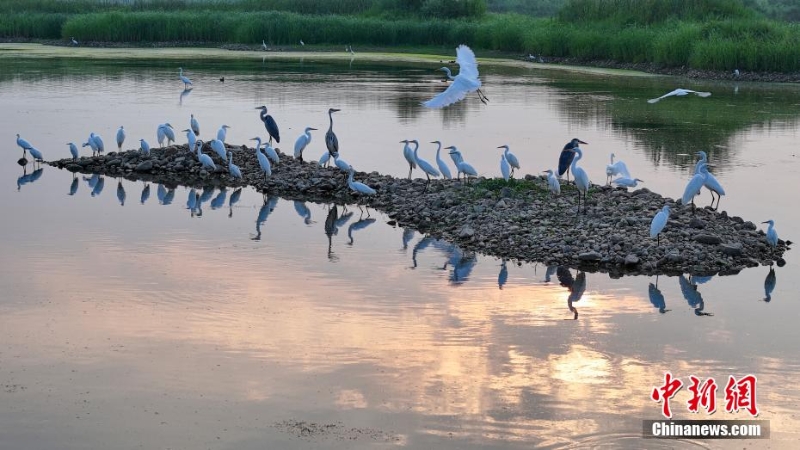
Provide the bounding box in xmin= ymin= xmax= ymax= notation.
xmin=1 ymin=44 xmax=798 ymax=449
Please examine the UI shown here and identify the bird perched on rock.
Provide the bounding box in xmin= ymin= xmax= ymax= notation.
xmin=650 ymin=205 xmax=670 ymax=247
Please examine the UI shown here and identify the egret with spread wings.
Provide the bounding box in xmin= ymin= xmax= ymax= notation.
xmin=422 ymin=45 xmax=488 ymax=108
xmin=648 ymin=88 xmax=711 ymax=103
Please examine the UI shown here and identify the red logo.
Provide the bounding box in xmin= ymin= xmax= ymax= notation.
xmin=651 ymin=372 xmax=683 ymax=418
xmin=724 ymin=375 xmax=759 ymax=416
xmin=687 ymin=376 xmax=718 ymax=414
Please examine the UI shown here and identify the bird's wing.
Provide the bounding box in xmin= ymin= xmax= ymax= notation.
xmin=647 ymin=89 xmax=681 ymax=103
xmin=692 ymin=91 xmax=712 ymax=97
xmin=455 ymin=45 xmax=479 ymax=81
xmin=422 ymin=76 xmax=473 ymax=109
xmin=618 ymin=161 xmax=631 ymax=178
xmin=557 ymin=150 xmax=573 ymax=176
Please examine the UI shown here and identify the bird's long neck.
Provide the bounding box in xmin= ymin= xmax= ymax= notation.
xmin=228 ymin=153 xmax=232 ymax=164
xmin=254 ymin=138 xmax=261 ymax=150
xmin=444 ymin=68 xmax=453 ymax=79
xmin=328 ymin=111 xmax=335 ymax=132
xmin=347 ymin=170 xmax=354 ymax=183
xmin=571 ymin=150 xmax=582 ymax=169
xmin=435 ymin=144 xmax=442 ymax=159
xmin=260 ymin=109 xmax=267 ymax=121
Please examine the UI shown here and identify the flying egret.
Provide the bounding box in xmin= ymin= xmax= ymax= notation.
xmin=543 ymin=169 xmax=560 ymax=196
xmin=139 ymin=138 xmax=151 ymax=156
xmin=71 ymin=37 xmax=78 ymax=46
xmin=347 ymin=166 xmax=376 ymax=195
xmin=764 ymin=267 xmax=776 ymax=302
xmin=67 ymin=142 xmax=79 ymax=161
xmin=255 ymin=106 xmax=280 ymax=144
xmin=262 ymin=40 xmax=267 ymax=50
xmin=209 ymin=139 xmax=227 ymax=161
xmin=190 ymin=114 xmax=200 ymax=136
xmin=611 ymin=177 xmax=644 ymax=189
xmin=650 ymin=205 xmax=670 ymax=246
xmin=116 ymin=126 xmax=125 ymax=150
xmin=250 ymin=138 xmax=272 ymax=182
xmin=195 ymin=140 xmax=216 ymax=171
xmin=497 ymin=145 xmax=519 ymax=176
xmin=414 ymin=141 xmax=440 ymax=181
xmin=178 ymin=67 xmax=192 ymax=89
xmin=325 ymin=108 xmax=341 ymax=158
xmin=681 ymin=163 xmax=708 ymax=210
xmin=445 ymin=146 xmax=477 ymax=182
xmin=762 ymin=220 xmax=778 ymax=248
xmin=182 ymin=128 xmax=196 ymax=153
xmin=400 ymin=139 xmax=417 ymax=179
xmin=16 ymin=134 xmax=33 ymax=157
xmin=117 ymin=181 xmax=126 ymax=206
xmin=500 ymin=154 xmax=510 ymax=181
xmin=217 ymin=125 xmax=231 ymax=143
xmin=648 ymin=88 xmax=711 ymax=103
xmin=423 ymin=45 xmax=488 ymax=108
xmin=694 ymin=151 xmax=726 ymax=210
xmin=605 ymin=153 xmax=630 ymax=184
xmin=558 ymin=138 xmax=587 ymax=182
xmin=294 ymin=127 xmax=317 ymax=162
xmin=569 ymin=147 xmax=590 ymax=213
xmin=227 ymin=151 xmax=242 ymax=180
xmin=431 ymin=141 xmax=452 ymax=180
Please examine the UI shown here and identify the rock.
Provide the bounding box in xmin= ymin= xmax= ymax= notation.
xmin=459 ymin=226 xmax=475 ymax=239
xmin=695 ymin=234 xmax=722 ymax=245
xmin=742 ymin=221 xmax=757 ymax=230
xmin=135 ymin=160 xmax=154 ymax=172
xmin=689 ymin=218 xmax=706 ymax=229
xmin=719 ymin=243 xmax=743 ymax=256
xmin=624 ymin=254 xmax=639 ymax=266
xmin=578 ymin=251 xmax=602 ymax=261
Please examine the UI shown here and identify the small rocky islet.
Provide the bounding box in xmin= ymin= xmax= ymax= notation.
xmin=48 ymin=142 xmax=790 ymax=277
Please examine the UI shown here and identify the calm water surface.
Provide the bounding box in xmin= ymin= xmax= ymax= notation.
xmin=1 ymin=46 xmax=799 ymax=449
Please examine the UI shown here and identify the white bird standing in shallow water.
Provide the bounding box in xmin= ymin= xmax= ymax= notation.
xmin=498 ymin=145 xmax=519 ymax=176
xmin=116 ymin=126 xmax=125 ymax=151
xmin=178 ymin=67 xmax=192 ymax=89
xmin=543 ymin=169 xmax=560 ymax=195
xmin=400 ymin=139 xmax=417 ymax=179
xmin=67 ymin=142 xmax=79 ymax=161
xmin=347 ymin=166 xmax=376 ymax=195
xmin=27 ymin=146 xmax=43 ymax=164
xmin=648 ymin=88 xmax=711 ymax=103
xmin=293 ymin=127 xmax=317 ymax=162
xmin=423 ymin=45 xmax=489 ymax=108
xmin=762 ymin=220 xmax=778 ymax=248
xmin=16 ymin=134 xmax=33 ymax=157
xmin=650 ymin=205 xmax=670 ymax=246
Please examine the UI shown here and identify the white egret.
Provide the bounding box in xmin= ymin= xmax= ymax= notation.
xmin=16 ymin=134 xmax=33 ymax=157
xmin=162 ymin=123 xmax=176 ymax=145
xmin=227 ymin=151 xmax=242 ymax=180
xmin=300 ymin=39 xmax=305 ymax=46
xmin=569 ymin=147 xmax=590 ymax=213
xmin=67 ymin=142 xmax=79 ymax=161
xmin=400 ymin=139 xmax=417 ymax=179
xmin=182 ymin=128 xmax=196 ymax=152
xmin=27 ymin=146 xmax=43 ymax=164
xmin=195 ymin=140 xmax=216 ymax=171
xmin=650 ymin=205 xmax=670 ymax=246
xmin=209 ymin=139 xmax=227 ymax=161
xmin=414 ymin=141 xmax=440 ymax=181
xmin=71 ymin=37 xmax=78 ymax=46
xmin=139 ymin=138 xmax=151 ymax=156
xmin=558 ymin=138 xmax=587 ymax=182
xmin=347 ymin=166 xmax=376 ymax=195
xmin=217 ymin=125 xmax=231 ymax=143
xmin=156 ymin=124 xmax=168 ymax=147
xmin=190 ymin=114 xmax=200 ymax=136
xmin=648 ymin=88 xmax=711 ymax=103
xmin=262 ymin=40 xmax=267 ymax=50
xmin=255 ymin=105 xmax=280 ymax=144
xmin=431 ymin=141 xmax=452 ymax=180
xmin=319 ymin=151 xmax=331 ymax=167
xmin=178 ymin=67 xmax=192 ymax=89
xmin=681 ymin=163 xmax=708 ymax=209
xmin=423 ymin=45 xmax=488 ymax=108
xmin=543 ymin=169 xmax=560 ymax=195
xmin=445 ymin=146 xmax=477 ymax=182
xmin=605 ymin=153 xmax=630 ymax=184
xmin=498 ymin=145 xmax=520 ymax=176
xmin=263 ymin=142 xmax=279 ymax=164
xmin=117 ymin=181 xmax=126 ymax=206
xmin=334 ymin=155 xmax=351 ymax=181
xmin=294 ymin=127 xmax=317 ymax=162
xmin=500 ymin=154 xmax=510 ymax=181
xmin=762 ymin=220 xmax=778 ymax=248
xmin=611 ymin=177 xmax=644 ymax=188
xmin=90 ymin=132 xmax=104 ymax=155
xmin=82 ymin=139 xmax=97 ymax=156
xmin=325 ymin=108 xmax=340 ymax=158
xmin=694 ymin=151 xmax=725 ymax=210
xmin=116 ymin=126 xmax=125 ymax=151
xmin=448 ymin=146 xmax=463 ymax=166
xmin=250 ymin=137 xmax=272 ymax=181
xmin=348 ymin=45 xmax=355 ymax=56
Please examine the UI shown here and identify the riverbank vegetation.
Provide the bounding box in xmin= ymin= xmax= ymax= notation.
xmin=2 ymin=0 xmax=800 ymax=73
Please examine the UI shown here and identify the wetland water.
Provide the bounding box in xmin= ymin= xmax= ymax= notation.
xmin=1 ymin=44 xmax=799 ymax=449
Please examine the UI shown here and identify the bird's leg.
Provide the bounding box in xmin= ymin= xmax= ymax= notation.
xmin=298 ymin=155 xmax=303 ymax=163
xmin=477 ymin=89 xmax=489 ymax=103
xmin=657 ymin=235 xmax=660 ymax=247
xmin=408 ymin=165 xmax=412 ymax=180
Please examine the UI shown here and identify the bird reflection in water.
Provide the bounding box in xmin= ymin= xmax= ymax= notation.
xmin=157 ymin=184 xmax=166 ymax=204
xmin=324 ymin=204 xmax=339 ymax=261
xmin=252 ymin=195 xmax=278 ymax=241
xmin=679 ymin=274 xmax=713 ymax=317
xmin=228 ymin=188 xmax=242 ymax=218
xmin=557 ymin=267 xmax=585 ymax=319
xmin=140 ymin=182 xmax=150 ymax=205
xmin=84 ymin=173 xmax=99 ymax=189
xmin=293 ymin=200 xmax=313 ymax=225
xmin=410 ymin=236 xmax=434 ymax=269
xmin=116 ymin=180 xmax=126 ymax=206
xmin=544 ymin=265 xmax=557 ymax=283
xmin=162 ymin=186 xmax=175 ymax=205
xmin=763 ymin=267 xmax=776 ymax=302
xmin=179 ymin=87 xmax=192 ymax=106
xmin=447 ymin=248 xmax=477 ymax=285
xmin=210 ymin=187 xmax=227 ymax=210
xmin=347 ymin=209 xmax=376 ymax=246
xmin=498 ymin=259 xmax=508 ymax=290
xmin=17 ymin=166 xmax=44 ymax=191
xmin=648 ymin=275 xmax=670 ymax=313
xmin=401 ymin=228 xmax=415 ymax=251
xmin=90 ymin=176 xmax=105 ymax=197
xmin=68 ymin=173 xmax=79 ymax=196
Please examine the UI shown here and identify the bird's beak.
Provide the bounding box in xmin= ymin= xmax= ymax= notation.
xmin=761 ymin=221 xmax=769 ymax=224
xmin=578 ymin=140 xmax=588 ymax=144
xmin=310 ymin=128 xmax=318 ymax=130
